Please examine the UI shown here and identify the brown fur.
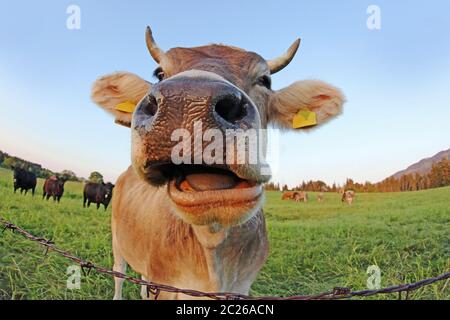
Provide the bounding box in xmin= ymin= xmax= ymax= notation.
xmin=163 ymin=46 xmax=266 ymax=90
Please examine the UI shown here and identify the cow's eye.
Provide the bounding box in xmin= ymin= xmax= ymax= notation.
xmin=257 ymin=75 xmax=272 ymax=89
xmin=153 ymin=67 xmax=165 ymax=82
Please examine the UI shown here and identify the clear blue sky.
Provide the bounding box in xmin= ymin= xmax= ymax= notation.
xmin=0 ymin=0 xmax=449 ymax=186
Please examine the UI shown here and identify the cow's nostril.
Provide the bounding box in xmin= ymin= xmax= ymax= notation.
xmin=141 ymin=95 xmax=158 ymax=117
xmin=214 ymin=95 xmax=247 ymax=124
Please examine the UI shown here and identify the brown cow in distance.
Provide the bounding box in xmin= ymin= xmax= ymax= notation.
xmin=294 ymin=191 xmax=308 ymax=202
xmin=91 ymin=26 xmax=345 ymax=299
xmin=342 ymin=190 xmax=356 ymax=205
xmin=281 ymin=191 xmax=296 ymax=200
xmin=43 ymin=176 xmax=66 ymax=203
xmin=282 ymin=191 xmax=308 ymax=202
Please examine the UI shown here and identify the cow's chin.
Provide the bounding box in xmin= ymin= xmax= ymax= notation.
xmin=162 ymin=165 xmax=264 ymax=227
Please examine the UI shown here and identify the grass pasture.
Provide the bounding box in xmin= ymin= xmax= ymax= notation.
xmin=0 ymin=167 xmax=448 ymax=300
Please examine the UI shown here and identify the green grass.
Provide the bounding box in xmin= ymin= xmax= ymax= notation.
xmin=0 ymin=167 xmax=448 ymax=300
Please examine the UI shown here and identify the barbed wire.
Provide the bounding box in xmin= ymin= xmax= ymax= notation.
xmin=1 ymin=217 xmax=448 ymax=300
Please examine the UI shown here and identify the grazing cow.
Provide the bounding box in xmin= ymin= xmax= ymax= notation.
xmin=281 ymin=191 xmax=296 ymax=200
xmin=294 ymin=191 xmax=308 ymax=202
xmin=43 ymin=176 xmax=66 ymax=202
xmin=12 ymin=167 xmax=37 ymax=196
xmin=83 ymin=182 xmax=115 ymax=210
xmin=317 ymin=192 xmax=324 ymax=202
xmin=342 ymin=190 xmax=355 ymax=205
xmin=91 ymin=27 xmax=345 ymax=299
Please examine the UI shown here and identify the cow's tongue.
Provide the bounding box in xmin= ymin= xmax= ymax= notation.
xmin=184 ymin=173 xmax=237 ymax=191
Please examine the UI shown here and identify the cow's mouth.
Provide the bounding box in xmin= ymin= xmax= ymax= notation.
xmin=169 ymin=164 xmax=262 ymax=202
xmin=172 ymin=165 xmax=256 ymax=190
xmin=148 ymin=164 xmax=263 ymax=226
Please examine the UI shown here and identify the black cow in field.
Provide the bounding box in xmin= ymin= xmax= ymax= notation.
xmin=12 ymin=167 xmax=37 ymax=196
xmin=83 ymin=182 xmax=115 ymax=210
xmin=43 ymin=176 xmax=67 ymax=203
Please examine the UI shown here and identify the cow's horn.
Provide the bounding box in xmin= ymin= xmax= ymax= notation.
xmin=145 ymin=26 xmax=166 ymax=64
xmin=267 ymin=39 xmax=301 ymax=74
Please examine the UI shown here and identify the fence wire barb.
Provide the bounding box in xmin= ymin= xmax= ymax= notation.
xmin=1 ymin=217 xmax=449 ymax=300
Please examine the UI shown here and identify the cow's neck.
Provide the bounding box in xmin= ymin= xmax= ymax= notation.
xmin=188 ymin=211 xmax=268 ymax=294
xmin=192 ymin=225 xmax=228 ymax=287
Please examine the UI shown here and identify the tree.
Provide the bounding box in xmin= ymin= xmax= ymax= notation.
xmin=399 ymin=174 xmax=414 ymax=191
xmin=0 ymin=151 xmax=4 ymax=165
xmin=344 ymin=178 xmax=355 ymax=191
xmin=330 ymin=183 xmax=335 ymax=192
xmin=2 ymin=157 xmax=16 ymax=169
xmin=264 ymin=182 xmax=280 ymax=191
xmin=61 ymin=170 xmax=79 ymax=181
xmin=363 ymin=181 xmax=375 ymax=192
xmin=414 ymin=173 xmax=423 ymax=190
xmin=429 ymin=158 xmax=450 ymax=188
xmin=89 ymin=171 xmax=104 ymax=184
xmin=436 ymin=157 xmax=450 ymax=187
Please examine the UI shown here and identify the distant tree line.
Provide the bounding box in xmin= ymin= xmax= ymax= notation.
xmin=373 ymin=157 xmax=449 ymax=192
xmin=0 ymin=149 xmax=111 ymax=184
xmin=0 ymin=150 xmax=81 ymax=181
xmin=266 ymin=157 xmax=450 ymax=193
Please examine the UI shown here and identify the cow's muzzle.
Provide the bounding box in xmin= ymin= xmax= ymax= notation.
xmin=131 ymin=71 xmax=268 ymax=226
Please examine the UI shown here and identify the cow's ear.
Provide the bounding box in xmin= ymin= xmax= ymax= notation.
xmin=91 ymin=72 xmax=151 ymax=128
xmin=268 ymin=80 xmax=345 ymax=130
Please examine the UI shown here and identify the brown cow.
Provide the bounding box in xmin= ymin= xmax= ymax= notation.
xmin=43 ymin=176 xmax=66 ymax=203
xmin=342 ymin=190 xmax=355 ymax=205
xmin=293 ymin=191 xmax=308 ymax=202
xmin=91 ymin=27 xmax=344 ymax=299
xmin=281 ymin=191 xmax=296 ymax=200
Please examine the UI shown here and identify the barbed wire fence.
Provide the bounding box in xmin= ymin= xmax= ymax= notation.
xmin=1 ymin=217 xmax=449 ymax=300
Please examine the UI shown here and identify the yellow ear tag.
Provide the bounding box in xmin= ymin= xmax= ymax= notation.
xmin=115 ymin=101 xmax=136 ymax=113
xmin=292 ymin=108 xmax=318 ymax=129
